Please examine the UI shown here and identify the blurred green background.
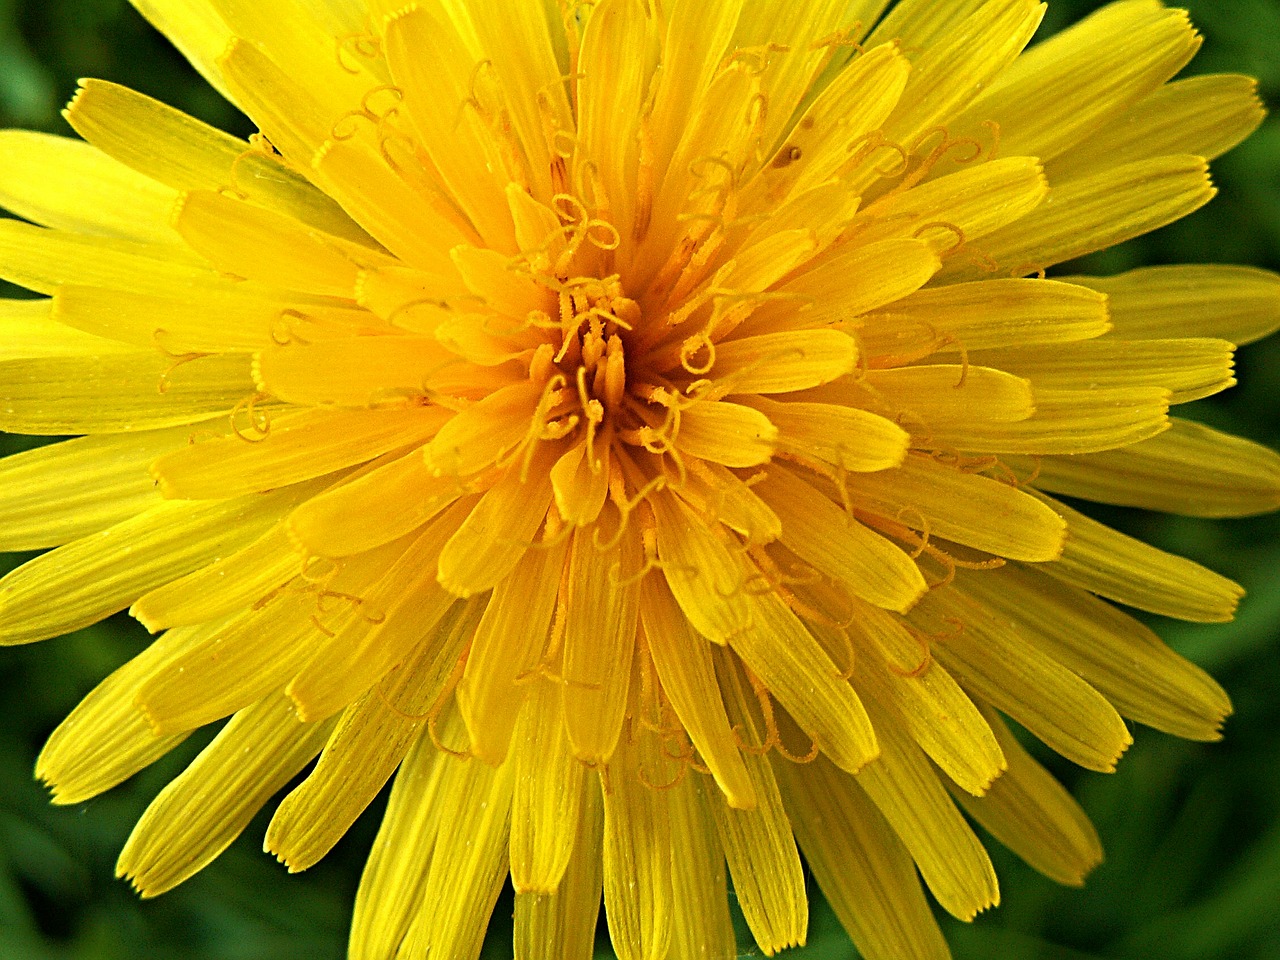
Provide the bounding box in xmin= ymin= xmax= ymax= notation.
xmin=0 ymin=1 xmax=1278 ymax=958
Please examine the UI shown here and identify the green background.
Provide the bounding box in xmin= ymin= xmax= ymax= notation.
xmin=1 ymin=1 xmax=1278 ymax=958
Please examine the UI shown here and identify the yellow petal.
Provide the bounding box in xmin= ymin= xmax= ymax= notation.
xmin=459 ymin=538 xmax=568 ymax=766
xmin=0 ymin=492 xmax=285 ymax=646
xmin=0 ymin=351 xmax=255 ymax=435
xmin=1020 ymin=417 xmax=1280 ymax=518
xmin=265 ymin=634 xmax=447 ymax=872
xmin=576 ymin=0 xmax=653 ymax=242
xmin=355 ymin=261 xmax=465 ymax=332
xmin=929 ymin=386 xmax=1171 ymax=456
xmin=116 ymin=691 xmax=334 ymax=897
xmin=667 ymin=774 xmax=737 ymax=960
xmin=742 ymin=396 xmax=910 ymax=473
xmin=853 ymin=693 xmax=1000 ymax=922
xmin=562 ymin=525 xmax=642 ymax=763
xmin=636 ymin=63 xmax=760 ymax=283
xmin=463 ymin=0 xmax=574 ymax=202
xmin=53 ymin=283 xmax=377 ymax=354
xmin=776 ymin=753 xmax=951 ymax=960
xmin=737 ymin=180 xmax=862 ymax=254
xmin=601 ymin=734 xmax=673 ymax=960
xmin=714 ymin=656 xmax=808 ymax=954
xmin=0 ymin=131 xmax=179 ymax=245
xmin=848 ymin=603 xmax=1006 ymax=796
xmin=136 ymin=538 xmax=402 ymax=734
xmin=436 ymin=458 xmax=555 ymax=597
xmin=0 ymin=424 xmax=201 ymax=551
xmin=874 ymin=0 xmax=1045 ymax=165
xmin=653 ymin=491 xmax=753 ymax=644
xmin=204 ymin=0 xmax=371 ymax=116
xmin=643 ymin=0 xmax=745 ymax=195
xmin=173 ymin=189 xmax=372 ymax=297
xmin=550 ymin=439 xmax=611 ymax=528
xmin=916 ymin=586 xmax=1133 ymax=772
xmin=126 ymin=0 xmax=234 ymax=101
xmin=858 ymin=278 xmax=1110 ymax=363
xmin=1049 ymin=73 xmax=1265 ymax=180
xmin=729 ymin=589 xmax=879 ymax=775
xmin=65 ymin=79 xmax=368 ymax=244
xmin=349 ymin=730 xmax=447 ymax=960
xmin=452 ymin=243 xmax=553 ymax=317
xmin=0 ymin=218 xmax=219 ymax=297
xmin=711 ymin=329 xmax=857 ymax=395
xmin=703 ymin=232 xmax=821 ymax=333
xmin=844 ymin=454 xmax=1067 ymax=562
xmin=503 ymin=183 xmax=566 ymax=263
xmin=287 ymin=515 xmax=480 ymax=722
xmin=974 ymin=339 xmax=1235 ymax=404
xmin=748 ymin=41 xmax=910 ymax=205
xmin=866 ymin=0 xmax=991 ymax=49
xmin=639 ymin=575 xmax=756 ymax=809
xmin=133 ymin=602 xmax=313 ymax=735
xmin=755 ymin=466 xmax=927 ymax=613
xmin=513 ymin=781 xmax=604 ymax=960
xmin=851 ymin=364 xmax=1036 ymax=428
xmin=423 ymin=380 xmax=545 ymax=477
xmin=1065 ymin=264 xmax=1280 ymax=346
xmin=775 ymin=238 xmax=942 ymax=328
xmin=36 ymin=630 xmax=193 ymax=805
xmin=940 ymin=155 xmax=1215 ymax=281
xmin=961 ymin=564 xmax=1233 ymax=742
xmin=382 ymin=5 xmax=517 ymax=249
xmin=399 ymin=746 xmax=515 ymax=960
xmin=730 ymin=0 xmax=851 ymax=153
xmin=254 ymin=336 xmax=475 ymax=407
xmin=0 ymin=297 xmax=135 ymax=360
xmin=675 ymin=460 xmax=781 ymax=544
xmin=287 ymin=448 xmax=470 ymax=557
xmin=674 ymin=399 xmax=777 ymax=468
xmin=950 ymin=705 xmax=1103 ymax=887
xmin=858 ymin=155 xmax=1049 ymax=253
xmin=152 ymin=406 xmax=450 ymax=498
xmin=217 ymin=38 xmax=468 ymax=267
xmin=312 ymin=136 xmax=476 ymax=270
xmin=510 ymin=678 xmax=588 ymax=894
xmin=130 ymin=522 xmax=302 ymax=632
xmin=954 ymin=1 xmax=1200 ymax=164
xmin=1043 ymin=493 xmax=1243 ymax=623
xmin=435 ymin=309 xmax=542 ymax=367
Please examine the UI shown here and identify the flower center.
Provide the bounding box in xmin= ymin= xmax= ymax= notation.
xmin=547 ymin=277 xmax=638 ymax=415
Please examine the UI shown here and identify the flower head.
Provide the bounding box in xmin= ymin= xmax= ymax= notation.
xmin=1 ymin=0 xmax=1278 ymax=958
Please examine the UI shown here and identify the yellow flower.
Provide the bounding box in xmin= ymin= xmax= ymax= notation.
xmin=1 ymin=0 xmax=1278 ymax=957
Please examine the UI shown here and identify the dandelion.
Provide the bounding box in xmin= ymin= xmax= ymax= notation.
xmin=1 ymin=0 xmax=1278 ymax=957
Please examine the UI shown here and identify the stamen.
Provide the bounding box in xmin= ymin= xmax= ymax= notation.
xmin=309 ymin=614 xmax=337 ymax=639
xmin=632 ymin=110 xmax=656 ymax=242
xmin=980 ymin=119 xmax=1002 ymax=161
xmin=679 ymin=331 xmax=716 ymax=375
xmin=886 ymin=623 xmax=933 ymax=678
xmin=593 ymin=467 xmax=664 ymax=551
xmin=726 ymin=42 xmax=791 ymax=77
xmin=913 ymin=220 xmax=967 ymax=257
xmin=315 ymin=590 xmax=364 ymax=614
xmin=427 ymin=658 xmax=472 ymax=759
xmin=230 ymin=392 xmax=273 ymax=443
xmin=330 ymin=108 xmax=378 ymax=143
xmin=636 ymin=751 xmax=688 ymax=791
xmin=155 ymin=345 xmax=212 ymax=395
xmin=270 ymin=309 xmax=314 ymax=347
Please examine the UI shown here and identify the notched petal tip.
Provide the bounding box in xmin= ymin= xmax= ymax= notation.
xmin=127 ymin=600 xmax=166 ymax=635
